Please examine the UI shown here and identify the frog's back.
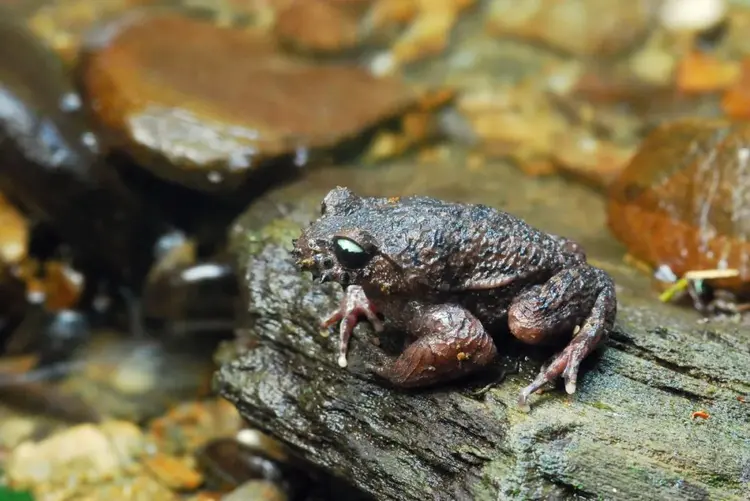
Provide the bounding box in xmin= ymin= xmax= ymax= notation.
xmin=364 ymin=197 xmax=567 ymax=283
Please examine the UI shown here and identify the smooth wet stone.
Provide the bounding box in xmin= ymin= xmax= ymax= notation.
xmin=195 ymin=436 xmax=294 ymax=492
xmin=0 ymin=8 xmax=169 ymax=288
xmin=79 ymin=13 xmax=420 ymax=192
xmin=607 ymin=119 xmax=750 ymax=293
xmin=142 ymin=240 xmax=239 ymax=339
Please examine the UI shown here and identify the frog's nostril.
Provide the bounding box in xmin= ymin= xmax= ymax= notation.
xmin=322 ymin=257 xmax=334 ymax=269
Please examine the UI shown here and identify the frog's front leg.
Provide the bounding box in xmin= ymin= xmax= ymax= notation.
xmin=371 ymin=303 xmax=497 ymax=388
xmin=507 ymin=265 xmax=616 ymax=411
xmin=322 ymin=285 xmax=384 ymax=368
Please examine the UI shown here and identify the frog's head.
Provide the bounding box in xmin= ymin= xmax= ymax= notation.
xmin=291 ymin=187 xmax=407 ymax=292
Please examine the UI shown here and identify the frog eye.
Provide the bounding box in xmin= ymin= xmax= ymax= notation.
xmin=333 ymin=237 xmax=373 ymax=269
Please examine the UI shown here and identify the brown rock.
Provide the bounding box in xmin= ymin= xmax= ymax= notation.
xmin=148 ymin=399 xmax=243 ymax=454
xmin=79 ymin=13 xmax=418 ymax=192
xmin=607 ymin=119 xmax=750 ymax=290
xmin=676 ymin=51 xmax=740 ymax=94
xmin=369 ymin=0 xmax=476 ymax=69
xmin=143 ymin=453 xmax=204 ymax=491
xmin=551 ymin=129 xmax=634 ymax=190
xmin=486 ymin=0 xmax=654 ymax=57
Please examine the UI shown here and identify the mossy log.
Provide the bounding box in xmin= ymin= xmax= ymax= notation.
xmin=216 ymin=166 xmax=750 ymax=501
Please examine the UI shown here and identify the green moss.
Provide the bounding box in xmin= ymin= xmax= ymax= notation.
xmin=237 ymin=218 xmax=301 ymax=258
xmin=587 ymin=401 xmax=616 ymax=412
xmin=701 ymin=472 xmax=741 ymax=489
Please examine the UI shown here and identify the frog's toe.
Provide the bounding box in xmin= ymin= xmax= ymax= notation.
xmin=565 ymin=379 xmax=577 ymax=394
xmin=562 ymin=355 xmax=584 ymax=394
xmin=517 ymin=394 xmax=532 ymax=413
xmin=517 ymin=347 xmax=573 ymax=409
xmin=517 ymin=371 xmax=554 ymax=411
xmin=337 ymin=353 xmax=349 ymax=368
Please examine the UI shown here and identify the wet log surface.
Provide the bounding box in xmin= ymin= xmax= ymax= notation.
xmin=215 ymin=162 xmax=750 ymax=501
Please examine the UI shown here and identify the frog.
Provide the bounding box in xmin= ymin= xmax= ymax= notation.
xmin=291 ymin=187 xmax=617 ymax=410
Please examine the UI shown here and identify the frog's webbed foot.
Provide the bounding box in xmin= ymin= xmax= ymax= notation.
xmin=322 ymin=285 xmax=383 ymax=368
xmin=508 ymin=265 xmax=616 ymax=412
xmin=372 ymin=304 xmax=497 ymax=388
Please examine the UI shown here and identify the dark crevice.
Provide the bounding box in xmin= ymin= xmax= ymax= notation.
xmin=608 ymin=332 xmax=736 ymax=387
xmin=540 ymin=475 xmax=599 ymax=500
xmin=649 ymin=383 xmax=714 ymax=402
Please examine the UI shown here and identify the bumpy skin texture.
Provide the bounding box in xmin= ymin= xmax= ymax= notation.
xmin=291 ymin=187 xmax=617 ymax=410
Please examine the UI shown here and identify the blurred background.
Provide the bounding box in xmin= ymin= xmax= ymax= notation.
xmin=0 ymin=0 xmax=748 ymax=500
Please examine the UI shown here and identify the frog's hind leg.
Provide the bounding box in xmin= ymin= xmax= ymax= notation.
xmin=372 ymin=304 xmax=497 ymax=388
xmin=507 ymin=265 xmax=616 ymax=411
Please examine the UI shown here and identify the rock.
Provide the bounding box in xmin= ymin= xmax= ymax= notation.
xmin=0 ymin=380 xmax=101 ymax=425
xmin=5 ymin=307 xmax=91 ymax=368
xmin=453 ymin=82 xmax=634 ymax=189
xmin=367 ymin=0 xmax=477 ymax=70
xmin=195 ymin=432 xmax=310 ymax=496
xmin=486 ymin=0 xmax=654 ymax=57
xmin=217 ymin=157 xmax=750 ymax=500
xmin=629 ymin=44 xmax=677 ymax=86
xmin=79 ymin=13 xmax=419 ymax=193
xmin=550 ymin=128 xmax=634 ymax=190
xmin=147 ymin=399 xmax=243 ymax=455
xmin=607 ymin=119 xmax=750 ymax=292
xmin=71 ymin=474 xmax=176 ymax=501
xmin=221 ymin=480 xmax=287 ymax=501
xmin=0 ymin=7 xmax=170 ymax=288
xmin=454 ymin=84 xmax=568 ymax=164
xmin=675 ymin=51 xmax=740 ymax=94
xmin=6 ymin=420 xmax=145 ymax=492
xmin=142 ymin=247 xmax=240 ymax=339
xmin=142 ymin=452 xmax=204 ymax=491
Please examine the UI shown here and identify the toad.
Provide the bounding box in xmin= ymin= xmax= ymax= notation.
xmin=292 ymin=187 xmax=617 ymax=410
